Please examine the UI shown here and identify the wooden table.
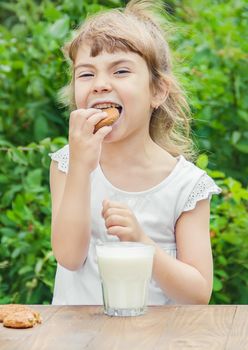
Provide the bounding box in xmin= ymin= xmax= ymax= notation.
xmin=0 ymin=305 xmax=247 ymax=350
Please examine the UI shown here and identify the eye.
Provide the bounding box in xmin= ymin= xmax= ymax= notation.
xmin=114 ymin=69 xmax=130 ymax=75
xmin=78 ymin=73 xmax=94 ymax=78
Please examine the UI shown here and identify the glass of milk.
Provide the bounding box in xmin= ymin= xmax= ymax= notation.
xmin=96 ymin=241 xmax=155 ymax=317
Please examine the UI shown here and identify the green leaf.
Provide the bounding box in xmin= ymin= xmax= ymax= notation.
xmin=238 ymin=110 xmax=248 ymax=123
xmin=196 ymin=154 xmax=208 ymax=169
xmin=6 ymin=210 xmax=21 ymax=224
xmin=35 ymin=259 xmax=43 ymax=275
xmin=217 ymin=256 xmax=228 ymax=266
xmin=215 ymin=269 xmax=228 ymax=278
xmin=34 ymin=116 xmax=49 ymax=141
xmin=11 ymin=247 xmax=22 ymax=259
xmin=0 ymin=174 xmax=9 ymax=184
xmin=232 ymin=131 xmax=241 ymax=144
xmin=1 ymin=185 xmax=22 ymax=207
xmin=209 ymin=171 xmax=225 ymax=179
xmin=48 ymin=16 xmax=70 ymax=39
xmin=19 ymin=266 xmax=33 ymax=275
xmin=10 ymin=149 xmax=28 ymax=165
xmin=0 ymin=227 xmax=16 ymax=236
xmin=25 ymin=169 xmax=42 ymax=188
xmin=0 ymin=260 xmax=9 ymax=269
xmin=26 ymin=278 xmax=38 ymax=289
xmin=213 ymin=276 xmax=223 ymax=292
xmin=234 ymin=140 xmax=248 ymax=154
xmin=43 ymin=3 xmax=62 ymax=21
xmin=42 ymin=278 xmax=54 ymax=288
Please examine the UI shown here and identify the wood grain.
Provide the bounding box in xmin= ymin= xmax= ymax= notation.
xmin=0 ymin=305 xmax=60 ymax=350
xmin=87 ymin=305 xmax=178 ymax=350
xmin=225 ymin=306 xmax=248 ymax=350
xmin=0 ymin=305 xmax=247 ymax=350
xmin=155 ymin=305 xmax=236 ymax=350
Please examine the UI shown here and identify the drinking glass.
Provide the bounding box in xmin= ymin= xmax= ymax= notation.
xmin=96 ymin=241 xmax=155 ymax=317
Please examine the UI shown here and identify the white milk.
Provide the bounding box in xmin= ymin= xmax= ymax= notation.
xmin=96 ymin=243 xmax=154 ymax=313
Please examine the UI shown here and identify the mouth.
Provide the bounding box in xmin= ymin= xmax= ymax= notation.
xmin=92 ymin=102 xmax=123 ymax=115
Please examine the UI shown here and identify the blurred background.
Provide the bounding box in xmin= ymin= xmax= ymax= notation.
xmin=0 ymin=0 xmax=247 ymax=304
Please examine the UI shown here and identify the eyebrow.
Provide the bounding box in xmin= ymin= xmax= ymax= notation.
xmin=74 ymin=59 xmax=135 ymax=71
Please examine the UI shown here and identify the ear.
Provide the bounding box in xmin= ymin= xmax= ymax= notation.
xmin=151 ymin=78 xmax=169 ymax=109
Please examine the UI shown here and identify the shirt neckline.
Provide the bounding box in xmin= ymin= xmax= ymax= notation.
xmin=96 ymin=155 xmax=185 ymax=196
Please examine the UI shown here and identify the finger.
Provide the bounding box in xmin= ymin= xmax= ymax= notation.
xmin=93 ymin=125 xmax=113 ymax=141
xmin=83 ymin=111 xmax=108 ymax=133
xmin=102 ymin=200 xmax=130 ymax=218
xmin=102 ymin=199 xmax=109 ymax=217
xmin=69 ymin=110 xmax=83 ymax=131
xmin=69 ymin=108 xmax=100 ymax=129
xmin=102 ymin=200 xmax=113 ymax=217
xmin=102 ymin=199 xmax=129 ymax=211
xmin=85 ymin=108 xmax=104 ymax=119
xmin=108 ymin=200 xmax=130 ymax=209
xmin=107 ymin=226 xmax=132 ymax=240
xmin=102 ymin=199 xmax=108 ymax=208
xmin=105 ymin=214 xmax=128 ymax=229
xmin=102 ymin=207 xmax=129 ymax=220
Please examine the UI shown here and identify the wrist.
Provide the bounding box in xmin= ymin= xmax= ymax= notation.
xmin=139 ymin=232 xmax=155 ymax=246
xmin=69 ymin=158 xmax=94 ymax=175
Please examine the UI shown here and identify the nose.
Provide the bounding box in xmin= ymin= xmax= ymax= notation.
xmin=92 ymin=74 xmax=112 ymax=94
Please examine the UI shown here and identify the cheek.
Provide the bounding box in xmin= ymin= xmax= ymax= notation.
xmin=74 ymin=81 xmax=88 ymax=109
xmin=74 ymin=82 xmax=81 ymax=108
xmin=126 ymin=77 xmax=151 ymax=105
xmin=125 ymin=86 xmax=151 ymax=113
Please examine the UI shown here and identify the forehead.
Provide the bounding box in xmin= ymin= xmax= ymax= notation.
xmin=74 ymin=45 xmax=147 ymax=68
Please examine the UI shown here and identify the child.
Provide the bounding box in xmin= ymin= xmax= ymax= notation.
xmin=49 ymin=0 xmax=221 ymax=305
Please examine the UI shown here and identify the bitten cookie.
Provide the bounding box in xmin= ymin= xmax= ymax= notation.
xmin=0 ymin=304 xmax=30 ymax=322
xmin=94 ymin=107 xmax=120 ymax=133
xmin=3 ymin=311 xmax=36 ymax=329
xmin=32 ymin=311 xmax=42 ymax=324
xmin=0 ymin=304 xmax=42 ymax=329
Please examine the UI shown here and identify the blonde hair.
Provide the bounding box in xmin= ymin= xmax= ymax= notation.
xmin=60 ymin=0 xmax=196 ymax=160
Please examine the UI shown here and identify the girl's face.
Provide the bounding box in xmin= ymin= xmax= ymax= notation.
xmin=74 ymin=45 xmax=156 ymax=142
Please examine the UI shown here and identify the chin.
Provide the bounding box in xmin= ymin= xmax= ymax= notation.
xmin=103 ymin=132 xmax=116 ymax=143
xmin=103 ymin=128 xmax=124 ymax=144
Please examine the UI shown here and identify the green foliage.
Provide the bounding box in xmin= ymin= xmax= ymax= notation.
xmin=0 ymin=138 xmax=67 ymax=304
xmin=0 ymin=142 xmax=247 ymax=304
xmin=0 ymin=0 xmax=124 ymax=144
xmin=171 ymin=0 xmax=248 ymax=184
xmin=196 ymin=155 xmax=248 ymax=304
xmin=1 ymin=0 xmax=246 ymax=182
xmin=0 ymin=0 xmax=247 ymax=304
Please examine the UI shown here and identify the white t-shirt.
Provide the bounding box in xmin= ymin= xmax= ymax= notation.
xmin=49 ymin=145 xmax=221 ymax=305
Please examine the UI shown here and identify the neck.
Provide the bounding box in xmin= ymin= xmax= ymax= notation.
xmin=101 ymin=135 xmax=164 ymax=168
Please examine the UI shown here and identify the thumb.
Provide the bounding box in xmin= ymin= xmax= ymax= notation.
xmin=101 ymin=199 xmax=110 ymax=217
xmin=94 ymin=125 xmax=112 ymax=141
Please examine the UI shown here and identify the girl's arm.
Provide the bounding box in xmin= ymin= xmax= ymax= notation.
xmin=50 ymin=108 xmax=112 ymax=271
xmin=102 ymin=198 xmax=213 ymax=304
xmin=50 ymin=160 xmax=91 ymax=271
xmin=142 ymin=199 xmax=213 ymax=304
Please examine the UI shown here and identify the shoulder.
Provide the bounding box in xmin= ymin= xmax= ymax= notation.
xmin=176 ymin=156 xmax=220 ymax=189
xmin=49 ymin=146 xmax=69 ymax=210
xmin=172 ymin=155 xmax=206 ymax=190
xmin=179 ymin=155 xmax=204 ymax=176
xmin=49 ymin=144 xmax=69 ymax=174
xmin=173 ymin=156 xmax=221 ymax=218
xmin=183 ymin=172 xmax=221 ymax=212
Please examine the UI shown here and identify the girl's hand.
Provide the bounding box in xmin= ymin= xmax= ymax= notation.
xmin=102 ymin=200 xmax=147 ymax=242
xmin=69 ymin=108 xmax=112 ymax=172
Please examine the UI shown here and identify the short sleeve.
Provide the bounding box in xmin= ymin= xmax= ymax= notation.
xmin=49 ymin=145 xmax=69 ymax=173
xmin=183 ymin=173 xmax=221 ymax=212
